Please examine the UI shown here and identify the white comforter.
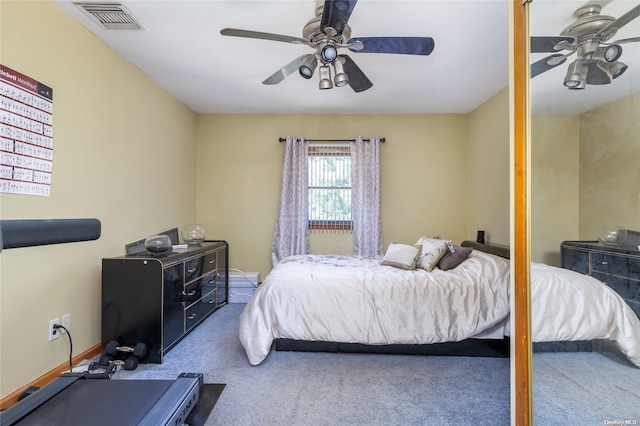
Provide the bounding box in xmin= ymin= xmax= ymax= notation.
xmin=529 ymin=262 xmax=640 ymax=367
xmin=239 ymin=251 xmax=511 ymax=365
xmin=239 ymin=252 xmax=640 ymax=367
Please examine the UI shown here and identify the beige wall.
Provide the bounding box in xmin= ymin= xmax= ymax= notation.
xmin=194 ymin=94 xmax=511 ymax=282
xmin=467 ymin=88 xmax=510 ymax=246
xmin=579 ymin=92 xmax=640 ymax=238
xmin=196 ymin=114 xmax=477 ymax=280
xmin=530 ymin=115 xmax=580 ymax=266
xmin=530 ymin=92 xmax=640 ymax=266
xmin=0 ymin=1 xmax=197 ymax=397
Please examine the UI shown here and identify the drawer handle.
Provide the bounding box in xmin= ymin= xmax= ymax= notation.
xmin=208 ymin=299 xmax=215 ymax=304
xmin=187 ymin=268 xmax=197 ymax=273
xmin=188 ymin=313 xmax=197 ymax=320
xmin=181 ymin=290 xmax=197 ymax=296
xmin=597 ymin=261 xmax=608 ymax=265
xmin=208 ymin=260 xmax=214 ymax=264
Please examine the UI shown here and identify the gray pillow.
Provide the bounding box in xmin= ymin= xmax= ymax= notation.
xmin=437 ymin=246 xmax=473 ymax=270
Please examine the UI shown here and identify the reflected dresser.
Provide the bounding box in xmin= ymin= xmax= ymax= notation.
xmin=561 ymin=240 xmax=640 ymax=320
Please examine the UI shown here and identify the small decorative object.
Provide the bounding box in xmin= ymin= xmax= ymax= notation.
xmin=598 ymin=225 xmax=628 ymax=247
xmin=182 ymin=224 xmax=205 ymax=245
xmin=145 ymin=234 xmax=172 ymax=253
xmin=476 ymin=230 xmax=485 ymax=244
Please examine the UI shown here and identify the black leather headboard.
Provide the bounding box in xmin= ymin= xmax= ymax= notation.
xmin=461 ymin=240 xmax=510 ymax=259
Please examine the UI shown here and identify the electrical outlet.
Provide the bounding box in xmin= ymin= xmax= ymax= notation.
xmin=49 ymin=318 xmax=60 ymax=341
xmin=61 ymin=313 xmax=71 ymax=333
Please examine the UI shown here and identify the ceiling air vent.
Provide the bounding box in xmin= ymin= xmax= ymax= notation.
xmin=74 ymin=2 xmax=143 ymax=30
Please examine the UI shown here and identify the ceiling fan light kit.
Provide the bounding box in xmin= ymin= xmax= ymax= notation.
xmin=220 ymin=0 xmax=435 ymax=93
xmin=531 ymin=4 xmax=640 ymax=90
xmin=564 ymin=60 xmax=587 ymax=89
xmin=299 ymin=55 xmax=318 ymax=79
xmin=318 ymin=65 xmax=333 ymax=90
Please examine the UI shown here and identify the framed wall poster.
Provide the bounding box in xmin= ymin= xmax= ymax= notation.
xmin=0 ymin=64 xmax=53 ymax=196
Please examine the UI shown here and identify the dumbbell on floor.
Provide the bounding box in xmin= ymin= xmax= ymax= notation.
xmin=104 ymin=340 xmax=147 ymax=359
xmin=98 ymin=354 xmax=139 ymax=371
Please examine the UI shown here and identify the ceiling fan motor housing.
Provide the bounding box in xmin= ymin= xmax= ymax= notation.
xmin=561 ymin=5 xmax=616 ymax=41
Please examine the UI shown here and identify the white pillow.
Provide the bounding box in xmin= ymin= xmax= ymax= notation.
xmin=415 ymin=236 xmax=450 ymax=272
xmin=381 ymin=243 xmax=422 ymax=270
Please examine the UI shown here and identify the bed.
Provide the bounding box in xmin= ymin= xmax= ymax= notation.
xmin=239 ymin=241 xmax=640 ymax=367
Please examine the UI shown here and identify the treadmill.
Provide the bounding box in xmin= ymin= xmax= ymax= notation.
xmin=0 ymin=372 xmax=203 ymax=426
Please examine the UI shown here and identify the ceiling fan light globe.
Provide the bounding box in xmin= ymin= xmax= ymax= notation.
xmin=299 ymin=66 xmax=314 ymax=79
xmin=598 ymin=60 xmax=628 ymax=80
xmin=564 ymin=79 xmax=582 ymax=88
xmin=334 ymin=74 xmax=349 ymax=87
xmin=611 ymin=62 xmax=627 ymax=80
xmin=612 ymin=65 xmax=627 ymax=79
xmin=321 ymin=44 xmax=338 ymax=63
xmin=594 ymin=45 xmax=622 ymax=63
xmin=605 ymin=45 xmax=622 ymax=62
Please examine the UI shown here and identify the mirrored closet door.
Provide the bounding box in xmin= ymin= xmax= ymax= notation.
xmin=529 ymin=1 xmax=640 ymax=423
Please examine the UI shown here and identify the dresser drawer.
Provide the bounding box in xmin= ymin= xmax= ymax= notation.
xmin=591 ymin=272 xmax=640 ymax=305
xmin=185 ymin=290 xmax=217 ymax=331
xmin=184 ymin=251 xmax=218 ymax=282
xmin=591 ymin=253 xmax=640 ymax=281
xmin=562 ymin=246 xmax=589 ymax=275
xmin=183 ymin=272 xmax=217 ymax=302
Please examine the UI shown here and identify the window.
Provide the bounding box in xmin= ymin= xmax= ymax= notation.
xmin=307 ymin=145 xmax=352 ymax=231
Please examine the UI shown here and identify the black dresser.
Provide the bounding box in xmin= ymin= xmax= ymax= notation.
xmin=102 ymin=240 xmax=228 ymax=363
xmin=561 ymin=240 xmax=640 ymax=320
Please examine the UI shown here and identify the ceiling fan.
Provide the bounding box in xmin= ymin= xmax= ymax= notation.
xmin=531 ymin=3 xmax=640 ymax=89
xmin=219 ymin=0 xmax=434 ymax=93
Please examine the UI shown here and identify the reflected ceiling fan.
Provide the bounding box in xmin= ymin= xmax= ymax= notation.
xmin=531 ymin=3 xmax=640 ymax=89
xmin=220 ymin=0 xmax=434 ymax=93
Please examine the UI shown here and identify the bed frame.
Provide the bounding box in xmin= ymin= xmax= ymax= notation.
xmin=273 ymin=240 xmax=592 ymax=357
xmin=275 ymin=241 xmax=512 ymax=358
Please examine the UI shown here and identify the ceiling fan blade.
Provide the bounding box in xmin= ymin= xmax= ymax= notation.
xmin=530 ymin=36 xmax=575 ymax=53
xmin=531 ymin=54 xmax=567 ymax=78
xmin=340 ymin=55 xmax=372 ymax=93
xmin=595 ymin=4 xmax=640 ymax=40
xmin=605 ymin=36 xmax=640 ymax=45
xmin=347 ymin=37 xmax=434 ymax=55
xmin=586 ymin=61 xmax=611 ymax=85
xmin=220 ymin=28 xmax=310 ymax=45
xmin=262 ymin=55 xmax=313 ymax=85
xmin=321 ymin=0 xmax=357 ymax=36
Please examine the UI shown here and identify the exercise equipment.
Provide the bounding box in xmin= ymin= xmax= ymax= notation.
xmin=96 ymin=340 xmax=147 ymax=372
xmin=0 ymin=372 xmax=203 ymax=426
xmin=104 ymin=340 xmax=147 ymax=358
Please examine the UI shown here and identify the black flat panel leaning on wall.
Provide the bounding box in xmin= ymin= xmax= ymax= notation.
xmin=0 ymin=218 xmax=101 ymax=249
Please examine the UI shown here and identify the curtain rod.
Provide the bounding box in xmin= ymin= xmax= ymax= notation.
xmin=279 ymin=137 xmax=385 ymax=143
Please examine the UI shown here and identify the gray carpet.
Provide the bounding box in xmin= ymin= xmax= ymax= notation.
xmin=533 ymin=350 xmax=640 ymax=424
xmin=113 ymin=303 xmax=640 ymax=425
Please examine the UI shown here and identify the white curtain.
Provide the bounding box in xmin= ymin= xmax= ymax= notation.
xmin=351 ymin=136 xmax=383 ymax=257
xmin=271 ymin=136 xmax=309 ymax=266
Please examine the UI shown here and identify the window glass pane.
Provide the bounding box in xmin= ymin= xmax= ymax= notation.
xmin=308 ymin=150 xmax=352 ymax=228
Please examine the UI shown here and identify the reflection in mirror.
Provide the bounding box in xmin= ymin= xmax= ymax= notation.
xmin=530 ymin=1 xmax=640 ymax=423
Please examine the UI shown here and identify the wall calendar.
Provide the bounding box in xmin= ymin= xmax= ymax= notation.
xmin=0 ymin=64 xmax=53 ymax=196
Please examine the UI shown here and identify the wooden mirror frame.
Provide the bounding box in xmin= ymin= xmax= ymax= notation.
xmin=512 ymin=0 xmax=532 ymax=424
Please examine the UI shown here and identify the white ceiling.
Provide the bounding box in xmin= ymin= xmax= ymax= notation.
xmin=52 ymin=0 xmax=640 ymax=115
